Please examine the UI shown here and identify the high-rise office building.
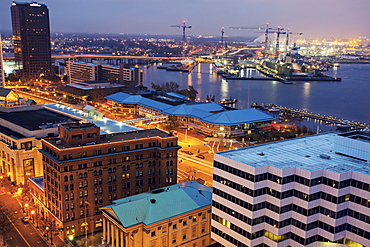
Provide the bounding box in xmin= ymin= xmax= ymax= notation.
xmin=11 ymin=1 xmax=52 ymax=78
xmin=212 ymin=131 xmax=370 ymax=247
xmin=0 ymin=34 xmax=4 ymax=87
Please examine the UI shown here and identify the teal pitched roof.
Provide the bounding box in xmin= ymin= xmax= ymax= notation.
xmin=100 ymin=181 xmax=212 ymax=228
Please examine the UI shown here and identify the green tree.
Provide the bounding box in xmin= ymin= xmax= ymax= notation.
xmin=164 ymin=115 xmax=180 ymax=131
xmin=0 ymin=201 xmax=14 ymax=237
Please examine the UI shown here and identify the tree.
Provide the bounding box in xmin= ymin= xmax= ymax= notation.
xmin=163 ymin=115 xmax=180 ymax=131
xmin=150 ymin=82 xmax=199 ymax=101
xmin=0 ymin=201 xmax=14 ymax=236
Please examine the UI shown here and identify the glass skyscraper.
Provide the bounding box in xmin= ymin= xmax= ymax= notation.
xmin=11 ymin=1 xmax=52 ymax=78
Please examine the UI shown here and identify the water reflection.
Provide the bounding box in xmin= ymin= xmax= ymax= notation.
xmin=221 ymin=79 xmax=229 ymax=100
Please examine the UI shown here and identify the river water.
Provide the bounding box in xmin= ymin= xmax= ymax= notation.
xmin=143 ymin=63 xmax=370 ymax=127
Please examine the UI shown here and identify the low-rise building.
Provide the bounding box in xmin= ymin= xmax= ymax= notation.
xmin=106 ymin=90 xmax=274 ymax=138
xmin=212 ymin=131 xmax=370 ymax=247
xmin=100 ymin=181 xmax=215 ymax=247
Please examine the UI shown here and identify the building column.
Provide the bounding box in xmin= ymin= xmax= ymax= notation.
xmin=124 ymin=232 xmax=129 ymax=247
xmin=107 ymin=221 xmax=111 ymax=245
xmin=102 ymin=218 xmax=107 ymax=242
xmin=120 ymin=231 xmax=124 ymax=247
xmin=115 ymin=226 xmax=119 ymax=247
xmin=110 ymin=223 xmax=115 ymax=246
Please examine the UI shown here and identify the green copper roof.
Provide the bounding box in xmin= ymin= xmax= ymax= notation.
xmin=101 ymin=181 xmax=212 ymax=227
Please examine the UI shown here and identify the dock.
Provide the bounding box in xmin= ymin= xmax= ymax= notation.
xmin=263 ymin=105 xmax=370 ymax=129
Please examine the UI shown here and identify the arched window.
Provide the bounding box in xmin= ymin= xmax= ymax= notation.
xmin=108 ymin=168 xmax=112 ymax=173
xmin=94 ymin=171 xmax=97 ymax=176
xmin=113 ymin=167 xmax=116 ymax=173
xmin=99 ymin=170 xmax=102 ymax=175
xmin=64 ymin=176 xmax=68 ymax=182
xmin=70 ymin=175 xmax=74 ymax=181
xmin=84 ymin=172 xmax=87 ymax=178
xmin=78 ymin=173 xmax=82 ymax=179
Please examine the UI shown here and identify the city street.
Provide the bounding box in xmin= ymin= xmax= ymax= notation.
xmin=0 ymin=192 xmax=49 ymax=247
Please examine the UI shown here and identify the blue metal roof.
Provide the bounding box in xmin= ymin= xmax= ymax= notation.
xmin=106 ymin=92 xmax=274 ymax=126
xmin=201 ymin=108 xmax=274 ymax=125
xmin=101 ymin=181 xmax=212 ymax=227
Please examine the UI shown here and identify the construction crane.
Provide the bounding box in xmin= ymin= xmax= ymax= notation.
xmin=284 ymin=28 xmax=303 ymax=51
xmin=230 ymin=23 xmax=271 ymax=57
xmin=254 ymin=25 xmax=286 ymax=57
xmin=221 ymin=27 xmax=226 ymax=48
xmin=171 ymin=21 xmax=192 ymax=42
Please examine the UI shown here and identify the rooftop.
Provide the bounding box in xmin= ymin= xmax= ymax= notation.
xmin=45 ymin=128 xmax=175 ymax=149
xmin=0 ymin=108 xmax=77 ymax=131
xmin=100 ymin=181 xmax=212 ymax=228
xmin=218 ymin=132 xmax=370 ymax=176
xmin=106 ymin=91 xmax=274 ymax=126
xmin=0 ymin=125 xmax=26 ymax=139
xmin=44 ymin=103 xmax=141 ymax=134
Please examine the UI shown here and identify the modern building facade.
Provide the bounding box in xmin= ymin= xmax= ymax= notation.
xmin=212 ymin=131 xmax=370 ymax=247
xmin=0 ymin=34 xmax=4 ymax=87
xmin=100 ymin=181 xmax=215 ymax=247
xmin=11 ymin=1 xmax=52 ymax=78
xmin=66 ymin=60 xmax=144 ymax=89
xmin=38 ymin=122 xmax=179 ymax=240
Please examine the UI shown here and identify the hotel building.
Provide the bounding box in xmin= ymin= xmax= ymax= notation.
xmin=38 ymin=122 xmax=179 ymax=239
xmin=212 ymin=131 xmax=370 ymax=247
xmin=100 ymin=181 xmax=215 ymax=247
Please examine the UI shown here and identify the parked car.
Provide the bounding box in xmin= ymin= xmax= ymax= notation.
xmin=21 ymin=216 xmax=29 ymax=223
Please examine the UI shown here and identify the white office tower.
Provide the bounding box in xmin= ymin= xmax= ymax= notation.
xmin=0 ymin=34 xmax=4 ymax=87
xmin=212 ymin=131 xmax=370 ymax=247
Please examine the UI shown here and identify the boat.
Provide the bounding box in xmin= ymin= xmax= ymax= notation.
xmin=336 ymin=120 xmax=352 ymax=130
xmin=268 ymin=107 xmax=280 ymax=113
xmin=213 ymin=62 xmax=225 ymax=74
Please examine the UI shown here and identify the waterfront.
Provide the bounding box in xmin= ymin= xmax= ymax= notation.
xmin=143 ymin=63 xmax=370 ymax=126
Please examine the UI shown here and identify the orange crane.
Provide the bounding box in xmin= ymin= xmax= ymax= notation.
xmin=171 ymin=21 xmax=192 ymax=42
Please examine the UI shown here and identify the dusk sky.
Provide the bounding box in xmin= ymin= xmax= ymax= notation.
xmin=1 ymin=0 xmax=369 ymax=39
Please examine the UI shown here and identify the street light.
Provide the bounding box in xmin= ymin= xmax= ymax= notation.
xmin=24 ymin=203 xmax=29 ymax=215
xmin=30 ymin=210 xmax=35 ymax=224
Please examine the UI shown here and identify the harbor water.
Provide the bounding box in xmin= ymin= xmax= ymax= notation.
xmin=143 ymin=63 xmax=370 ymax=130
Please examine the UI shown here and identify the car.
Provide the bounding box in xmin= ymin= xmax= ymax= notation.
xmin=21 ymin=216 xmax=29 ymax=223
xmin=196 ymin=154 xmax=205 ymax=159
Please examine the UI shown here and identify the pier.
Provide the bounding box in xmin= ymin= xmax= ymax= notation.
xmin=277 ymin=106 xmax=370 ymax=129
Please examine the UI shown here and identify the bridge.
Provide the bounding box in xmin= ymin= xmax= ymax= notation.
xmin=3 ymin=54 xmax=186 ymax=61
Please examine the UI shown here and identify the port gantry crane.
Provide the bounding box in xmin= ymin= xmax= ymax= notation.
xmin=230 ymin=23 xmax=272 ymax=57
xmin=171 ymin=21 xmax=192 ymax=43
